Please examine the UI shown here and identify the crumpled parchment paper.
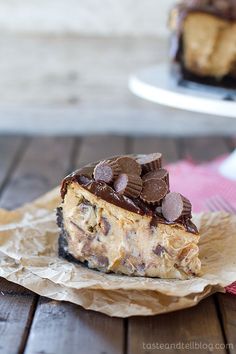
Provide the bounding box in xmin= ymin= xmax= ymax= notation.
xmin=0 ymin=187 xmax=235 ymax=317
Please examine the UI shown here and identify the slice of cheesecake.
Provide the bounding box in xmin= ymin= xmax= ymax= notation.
xmin=169 ymin=0 xmax=236 ymax=85
xmin=57 ymin=154 xmax=201 ymax=280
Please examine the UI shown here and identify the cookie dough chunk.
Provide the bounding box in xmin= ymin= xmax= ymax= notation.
xmin=58 ymin=154 xmax=201 ymax=279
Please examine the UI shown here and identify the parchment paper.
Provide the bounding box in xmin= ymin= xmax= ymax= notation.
xmin=0 ymin=188 xmax=235 ymax=317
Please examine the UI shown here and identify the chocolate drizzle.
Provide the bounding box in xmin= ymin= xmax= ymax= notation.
xmin=60 ymin=155 xmax=198 ymax=235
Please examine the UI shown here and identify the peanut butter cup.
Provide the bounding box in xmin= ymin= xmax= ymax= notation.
xmin=162 ymin=192 xmax=192 ymax=222
xmin=140 ymin=178 xmax=168 ymax=205
xmin=114 ymin=173 xmax=143 ymax=198
xmin=116 ymin=156 xmax=142 ymax=176
xmin=137 ymin=153 xmax=162 ymax=174
xmin=94 ymin=160 xmax=121 ymax=184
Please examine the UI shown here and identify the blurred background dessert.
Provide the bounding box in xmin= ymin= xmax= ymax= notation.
xmin=169 ymin=0 xmax=236 ymax=87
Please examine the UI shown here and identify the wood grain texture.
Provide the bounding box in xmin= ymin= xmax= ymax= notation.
xmin=0 ymin=137 xmax=74 ymax=209
xmin=128 ymin=298 xmax=226 ymax=354
xmin=76 ymin=135 xmax=127 ymax=167
xmin=24 ymin=298 xmax=124 ymax=354
xmin=179 ymin=137 xmax=229 ymax=161
xmin=217 ymin=294 xmax=236 ymax=354
xmin=0 ymin=293 xmax=36 ymax=354
xmin=0 ymin=136 xmax=26 ymax=193
xmin=131 ymin=136 xmax=179 ymax=163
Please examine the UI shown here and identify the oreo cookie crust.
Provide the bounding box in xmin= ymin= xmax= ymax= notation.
xmin=57 ymin=154 xmax=201 ymax=279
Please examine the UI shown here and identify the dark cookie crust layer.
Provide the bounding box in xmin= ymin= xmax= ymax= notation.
xmin=57 ymin=206 xmax=91 ymax=268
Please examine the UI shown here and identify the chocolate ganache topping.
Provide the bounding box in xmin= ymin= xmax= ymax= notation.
xmin=60 ymin=154 xmax=198 ymax=235
xmin=174 ymin=0 xmax=236 ymax=25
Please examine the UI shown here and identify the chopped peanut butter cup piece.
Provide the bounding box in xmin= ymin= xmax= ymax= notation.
xmin=140 ymin=178 xmax=168 ymax=204
xmin=162 ymin=192 xmax=192 ymax=222
xmin=137 ymin=153 xmax=162 ymax=174
xmin=116 ymin=156 xmax=142 ymax=176
xmin=94 ymin=160 xmax=121 ymax=184
xmin=114 ymin=173 xmax=143 ymax=198
xmin=142 ymin=168 xmax=169 ymax=188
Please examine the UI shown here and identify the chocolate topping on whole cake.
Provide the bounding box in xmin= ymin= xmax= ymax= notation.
xmin=174 ymin=0 xmax=236 ymax=24
xmin=60 ymin=153 xmax=198 ymax=234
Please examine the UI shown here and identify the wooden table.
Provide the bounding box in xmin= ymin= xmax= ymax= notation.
xmin=0 ymin=134 xmax=235 ymax=354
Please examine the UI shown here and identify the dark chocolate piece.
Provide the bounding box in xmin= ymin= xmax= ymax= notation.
xmin=100 ymin=217 xmax=111 ymax=236
xmin=153 ymin=244 xmax=167 ymax=256
xmin=94 ymin=160 xmax=120 ymax=183
xmin=140 ymin=178 xmax=168 ymax=205
xmin=162 ymin=192 xmax=192 ymax=222
xmin=137 ymin=153 xmax=162 ymax=174
xmin=114 ymin=173 xmax=143 ymax=198
xmin=116 ymin=156 xmax=142 ymax=176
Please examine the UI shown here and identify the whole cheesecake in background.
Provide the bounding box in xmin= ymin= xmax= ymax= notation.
xmin=169 ymin=0 xmax=236 ymax=86
xmin=57 ymin=153 xmax=201 ymax=280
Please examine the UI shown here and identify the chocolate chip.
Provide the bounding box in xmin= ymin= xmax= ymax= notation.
xmin=140 ymin=178 xmax=168 ymax=204
xmin=153 ymin=244 xmax=166 ymax=256
xmin=96 ymin=255 xmax=109 ymax=267
xmin=142 ymin=169 xmax=169 ymax=189
xmin=100 ymin=217 xmax=110 ymax=236
xmin=114 ymin=173 xmax=143 ymax=198
xmin=116 ymin=156 xmax=142 ymax=176
xmin=137 ymin=153 xmax=162 ymax=174
xmin=94 ymin=160 xmax=121 ymax=183
xmin=162 ymin=192 xmax=192 ymax=222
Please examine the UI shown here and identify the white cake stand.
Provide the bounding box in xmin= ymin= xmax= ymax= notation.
xmin=129 ymin=63 xmax=236 ymax=180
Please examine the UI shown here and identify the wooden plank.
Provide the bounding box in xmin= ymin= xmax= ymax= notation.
xmin=0 ymin=293 xmax=37 ymax=354
xmin=24 ymin=135 xmax=126 ymax=354
xmin=131 ymin=136 xmax=179 ymax=163
xmin=76 ymin=134 xmax=127 ymax=167
xmin=24 ymin=298 xmax=124 ymax=354
xmin=226 ymin=136 xmax=236 ymax=151
xmin=0 ymin=136 xmax=76 ymax=354
xmin=0 ymin=278 xmax=34 ymax=296
xmin=0 ymin=136 xmax=26 ymax=192
xmin=179 ymin=136 xmax=229 ymax=161
xmin=0 ymin=136 xmax=74 ymax=209
xmin=217 ymin=294 xmax=236 ymax=354
xmin=128 ymin=298 xmax=226 ymax=354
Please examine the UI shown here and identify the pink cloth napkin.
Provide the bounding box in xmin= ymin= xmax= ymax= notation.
xmin=167 ymin=155 xmax=236 ymax=295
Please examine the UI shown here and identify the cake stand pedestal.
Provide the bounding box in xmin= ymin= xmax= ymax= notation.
xmin=129 ymin=63 xmax=236 ymax=181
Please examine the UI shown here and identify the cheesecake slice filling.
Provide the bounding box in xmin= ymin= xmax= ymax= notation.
xmin=57 ymin=154 xmax=201 ymax=279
